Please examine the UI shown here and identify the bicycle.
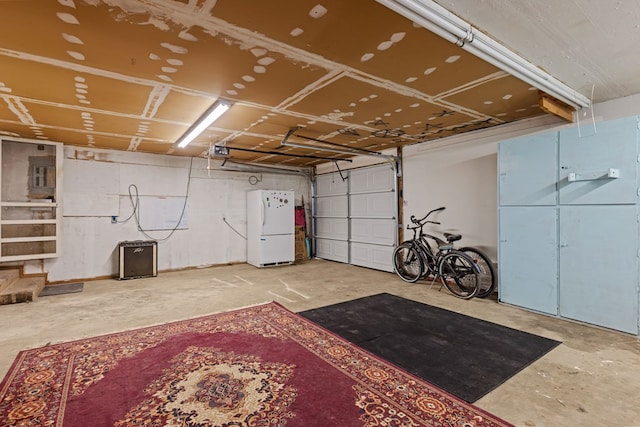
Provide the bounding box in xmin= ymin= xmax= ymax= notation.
xmin=394 ymin=207 xmax=496 ymax=298
xmin=392 ymin=207 xmax=480 ymax=299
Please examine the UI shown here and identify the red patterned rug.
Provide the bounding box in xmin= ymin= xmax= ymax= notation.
xmin=0 ymin=302 xmax=513 ymax=426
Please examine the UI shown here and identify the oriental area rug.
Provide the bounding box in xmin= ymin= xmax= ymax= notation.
xmin=0 ymin=302 xmax=514 ymax=427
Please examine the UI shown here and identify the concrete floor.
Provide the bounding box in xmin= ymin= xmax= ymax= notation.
xmin=1 ymin=259 xmax=639 ymax=427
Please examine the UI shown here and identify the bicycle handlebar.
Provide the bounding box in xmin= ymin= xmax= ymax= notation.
xmin=406 ymin=220 xmax=440 ymax=230
xmin=409 ymin=207 xmax=446 ymax=225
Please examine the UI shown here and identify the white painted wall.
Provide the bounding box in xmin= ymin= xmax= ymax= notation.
xmin=21 ymin=146 xmax=310 ymax=282
xmin=403 ymin=149 xmax=498 ymax=260
xmin=401 ymin=92 xmax=640 ymax=263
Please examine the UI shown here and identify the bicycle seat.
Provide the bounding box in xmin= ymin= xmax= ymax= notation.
xmin=443 ymin=232 xmax=462 ymax=243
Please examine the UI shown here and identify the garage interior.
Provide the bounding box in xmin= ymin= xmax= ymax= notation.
xmin=1 ymin=1 xmax=640 ymax=426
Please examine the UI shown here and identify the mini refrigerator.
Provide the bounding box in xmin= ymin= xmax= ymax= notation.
xmin=246 ymin=190 xmax=295 ymax=267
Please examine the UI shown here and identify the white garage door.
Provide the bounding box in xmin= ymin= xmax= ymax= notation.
xmin=314 ymin=164 xmax=397 ymax=272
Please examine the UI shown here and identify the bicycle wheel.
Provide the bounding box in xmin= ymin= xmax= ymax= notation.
xmin=392 ymin=242 xmax=423 ymax=283
xmin=459 ymin=247 xmax=496 ymax=298
xmin=438 ymin=251 xmax=479 ymax=299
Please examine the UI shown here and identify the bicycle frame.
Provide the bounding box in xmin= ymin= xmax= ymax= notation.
xmin=407 ymin=223 xmax=451 ymax=278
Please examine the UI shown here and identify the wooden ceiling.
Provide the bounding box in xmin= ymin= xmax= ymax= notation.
xmin=0 ymin=0 xmax=554 ymax=166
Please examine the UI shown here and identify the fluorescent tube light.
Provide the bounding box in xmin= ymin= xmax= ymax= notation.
xmin=376 ymin=0 xmax=591 ymax=110
xmin=177 ymin=100 xmax=232 ymax=148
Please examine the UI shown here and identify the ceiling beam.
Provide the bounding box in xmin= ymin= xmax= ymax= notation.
xmin=224 ymin=145 xmax=353 ymax=162
xmin=539 ymin=94 xmax=574 ymax=123
xmin=280 ymin=128 xmax=398 ymax=161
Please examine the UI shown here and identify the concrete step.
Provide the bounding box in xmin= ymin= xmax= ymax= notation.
xmin=0 ymin=276 xmax=46 ymax=305
xmin=0 ymin=269 xmax=20 ymax=293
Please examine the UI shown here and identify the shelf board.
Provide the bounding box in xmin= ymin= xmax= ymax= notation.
xmin=0 ymin=253 xmax=58 ymax=262
xmin=1 ymin=201 xmax=57 ymax=208
xmin=0 ymin=219 xmax=57 ymax=225
xmin=1 ymin=236 xmax=57 ymax=243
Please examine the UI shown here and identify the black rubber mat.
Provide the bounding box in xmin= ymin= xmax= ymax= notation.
xmin=39 ymin=282 xmax=84 ymax=297
xmin=300 ymin=293 xmax=561 ymax=403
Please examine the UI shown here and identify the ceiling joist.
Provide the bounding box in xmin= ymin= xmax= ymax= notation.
xmin=281 ymin=127 xmax=398 ymax=161
xmin=539 ymin=94 xmax=574 ymax=123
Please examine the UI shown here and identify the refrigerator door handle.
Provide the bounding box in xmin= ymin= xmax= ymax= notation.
xmin=261 ymin=199 xmax=265 ymax=226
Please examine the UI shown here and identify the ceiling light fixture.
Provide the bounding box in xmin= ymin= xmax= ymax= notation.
xmin=177 ymin=99 xmax=232 ymax=148
xmin=376 ymin=0 xmax=591 ymax=110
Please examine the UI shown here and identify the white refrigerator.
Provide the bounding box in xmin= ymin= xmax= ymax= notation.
xmin=246 ymin=190 xmax=295 ymax=267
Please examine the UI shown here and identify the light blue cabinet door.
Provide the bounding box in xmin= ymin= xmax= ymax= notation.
xmin=559 ymin=116 xmax=638 ymax=205
xmin=559 ymin=205 xmax=639 ymax=334
xmin=499 ymin=133 xmax=558 ymax=206
xmin=499 ymin=206 xmax=558 ymax=315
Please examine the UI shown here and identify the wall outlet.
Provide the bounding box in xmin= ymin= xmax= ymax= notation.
xmin=608 ymin=168 xmax=620 ymax=178
xmin=111 ymin=216 xmax=117 ymax=223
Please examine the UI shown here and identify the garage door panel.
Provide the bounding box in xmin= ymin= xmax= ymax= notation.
xmin=350 ymin=166 xmax=395 ymax=193
xmin=351 ymin=218 xmax=396 ymax=245
xmin=350 ymin=243 xmax=394 ymax=272
xmin=350 ymin=192 xmax=395 ymax=218
xmin=316 ymin=174 xmax=348 ymax=196
xmin=316 ymin=238 xmax=349 ymax=263
xmin=315 ymin=195 xmax=348 ymax=217
xmin=315 ymin=218 xmax=348 ymax=240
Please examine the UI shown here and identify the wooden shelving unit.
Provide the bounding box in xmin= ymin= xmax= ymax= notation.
xmin=0 ymin=138 xmax=63 ymax=262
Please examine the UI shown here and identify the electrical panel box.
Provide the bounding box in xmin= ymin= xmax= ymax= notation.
xmin=118 ymin=240 xmax=157 ymax=280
